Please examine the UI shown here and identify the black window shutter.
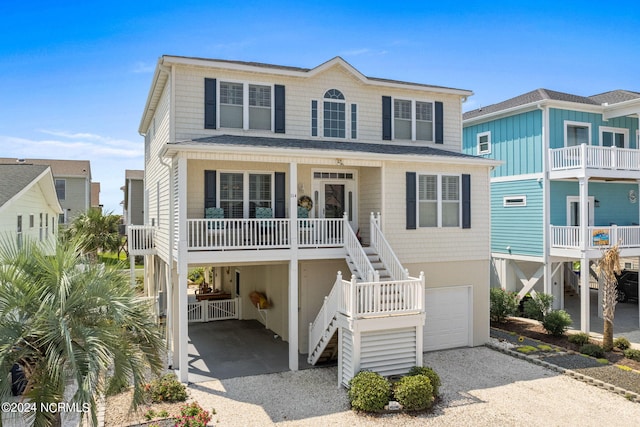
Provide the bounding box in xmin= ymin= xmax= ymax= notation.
xmin=382 ymin=96 xmax=392 ymax=140
xmin=435 ymin=101 xmax=443 ymax=144
xmin=204 ymin=78 xmax=217 ymax=129
xmin=204 ymin=170 xmax=217 ymax=209
xmin=406 ymin=172 xmax=416 ymax=229
xmin=462 ymin=174 xmax=471 ymax=229
xmin=274 ymin=172 xmax=286 ymax=218
xmin=274 ymin=85 xmax=285 ymax=133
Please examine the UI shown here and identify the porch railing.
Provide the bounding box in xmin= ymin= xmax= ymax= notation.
xmin=128 ymin=225 xmax=156 ymax=255
xmin=370 ymin=212 xmax=408 ymax=281
xmin=343 ymin=214 xmax=377 ymax=282
xmin=188 ymin=218 xmax=290 ymax=250
xmin=187 ymin=297 xmax=240 ymax=323
xmin=550 ymin=225 xmax=640 ymax=249
xmin=297 ymin=218 xmax=344 ymax=247
xmin=549 ymin=144 xmax=640 ymax=172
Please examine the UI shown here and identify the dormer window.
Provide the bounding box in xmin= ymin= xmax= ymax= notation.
xmin=324 ymin=89 xmax=346 ymax=138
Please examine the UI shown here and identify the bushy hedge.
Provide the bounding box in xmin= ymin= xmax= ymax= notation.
xmin=490 ymin=288 xmax=519 ymax=322
xmin=407 ymin=366 xmax=441 ymax=396
xmin=568 ymin=332 xmax=590 ymax=347
xmin=522 ymin=293 xmax=554 ymax=321
xmin=393 ymin=375 xmax=434 ymax=411
xmin=542 ymin=310 xmax=572 ymax=336
xmin=624 ymin=348 xmax=640 ymax=362
xmin=613 ymin=337 xmax=631 ymax=351
xmin=580 ymin=343 xmax=605 ymax=358
xmin=348 ymin=371 xmax=390 ymax=412
xmin=146 ymin=373 xmax=188 ymax=403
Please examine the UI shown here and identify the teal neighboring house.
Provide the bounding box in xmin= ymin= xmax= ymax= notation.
xmin=463 ymin=88 xmax=640 ymax=333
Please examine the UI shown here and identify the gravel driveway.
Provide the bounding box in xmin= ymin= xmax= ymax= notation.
xmin=187 ymin=346 xmax=640 ymax=426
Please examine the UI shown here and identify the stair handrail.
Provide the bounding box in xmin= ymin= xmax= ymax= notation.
xmin=308 ymin=271 xmax=343 ymax=357
xmin=343 ymin=213 xmax=377 ymax=282
xmin=370 ymin=212 xmax=408 ymax=280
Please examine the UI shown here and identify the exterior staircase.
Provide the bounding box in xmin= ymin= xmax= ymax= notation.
xmin=307 ymin=213 xmax=425 ymax=386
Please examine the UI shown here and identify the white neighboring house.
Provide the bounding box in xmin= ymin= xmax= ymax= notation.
xmin=0 ymin=164 xmax=63 ymax=253
xmin=134 ymin=55 xmax=498 ymax=384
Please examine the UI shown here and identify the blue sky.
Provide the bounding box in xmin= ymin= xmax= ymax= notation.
xmin=1 ymin=1 xmax=638 ymax=213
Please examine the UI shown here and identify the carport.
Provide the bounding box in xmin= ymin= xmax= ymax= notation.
xmin=187 ymin=320 xmax=313 ymax=383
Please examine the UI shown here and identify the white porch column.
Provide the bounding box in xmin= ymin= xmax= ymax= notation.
xmin=579 ymin=177 xmax=590 ymax=333
xmin=597 ymin=271 xmax=604 ymax=318
xmin=176 ymin=155 xmax=189 ymax=383
xmin=288 ymin=162 xmax=299 ymax=371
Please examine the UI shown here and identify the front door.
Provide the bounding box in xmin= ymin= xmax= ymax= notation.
xmin=312 ymin=170 xmax=357 ymax=229
xmin=567 ymin=196 xmax=595 ymax=226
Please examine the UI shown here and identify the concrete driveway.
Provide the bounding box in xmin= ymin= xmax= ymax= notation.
xmin=187 ymin=346 xmax=640 ymax=426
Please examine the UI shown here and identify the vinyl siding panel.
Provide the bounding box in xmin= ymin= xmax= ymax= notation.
xmin=550 ymin=181 xmax=639 ymax=226
xmin=463 ymin=110 xmax=543 ymax=178
xmin=548 ymin=108 xmax=639 ymax=149
xmin=491 ymin=179 xmax=543 ymax=256
xmin=360 ymin=327 xmax=417 ymax=376
xmin=358 ymin=167 xmax=381 ymax=243
xmin=58 ymin=177 xmax=90 ymax=222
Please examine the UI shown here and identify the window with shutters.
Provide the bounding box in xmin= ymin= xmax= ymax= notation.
xmin=213 ymin=81 xmax=275 ymax=131
xmin=394 ymin=99 xmax=434 ymax=141
xmin=323 ymin=89 xmax=346 ymax=138
xmin=219 ymin=172 xmax=273 ymax=218
xmin=220 ymin=82 xmax=244 ymax=128
xmin=249 ymin=84 xmax=271 ymax=130
xmin=418 ymin=174 xmax=460 ymax=227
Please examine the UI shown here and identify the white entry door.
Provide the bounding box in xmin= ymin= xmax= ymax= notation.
xmin=423 ymin=286 xmax=472 ymax=351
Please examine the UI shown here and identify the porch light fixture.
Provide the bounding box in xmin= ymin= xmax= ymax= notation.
xmin=336 ymin=159 xmax=344 ymax=166
xmin=594 ymin=199 xmax=600 ymax=208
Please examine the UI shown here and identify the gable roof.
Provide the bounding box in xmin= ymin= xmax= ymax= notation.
xmin=140 ymin=55 xmax=473 ymax=134
xmin=463 ymin=88 xmax=640 ymax=122
xmin=0 ymin=164 xmax=62 ymax=213
xmin=164 ymin=134 xmax=498 ymax=166
xmin=0 ymin=158 xmax=91 ymax=179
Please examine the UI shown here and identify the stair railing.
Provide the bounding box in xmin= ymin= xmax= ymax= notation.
xmin=343 ymin=213 xmax=377 ymax=282
xmin=308 ymin=271 xmax=343 ymax=358
xmin=370 ymin=212 xmax=408 ymax=280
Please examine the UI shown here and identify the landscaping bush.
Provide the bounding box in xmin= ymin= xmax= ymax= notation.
xmin=174 ymin=402 xmax=212 ymax=427
xmin=146 ymin=373 xmax=188 ymax=403
xmin=393 ymin=374 xmax=434 ymax=411
xmin=580 ymin=343 xmax=605 ymax=358
xmin=568 ymin=332 xmax=591 ymax=347
xmin=623 ymin=348 xmax=640 ymax=362
xmin=522 ymin=293 xmax=554 ymax=321
xmin=541 ymin=310 xmax=572 ymax=336
xmin=490 ymin=288 xmax=519 ymax=322
xmin=407 ymin=366 xmax=441 ymax=396
xmin=613 ymin=337 xmax=631 ymax=351
xmin=348 ymin=371 xmax=390 ymax=412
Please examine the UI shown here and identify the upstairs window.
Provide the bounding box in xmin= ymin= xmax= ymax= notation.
xmin=323 ymin=89 xmax=346 ymax=138
xmin=220 ymin=82 xmax=243 ymax=128
xmin=394 ymin=99 xmax=434 ymax=142
xmin=249 ymin=84 xmax=271 ymax=130
xmin=55 ymin=179 xmax=66 ymax=200
xmin=600 ymin=126 xmax=628 ymax=148
xmin=564 ymin=121 xmax=590 ymax=147
xmin=477 ymin=131 xmax=491 ymax=154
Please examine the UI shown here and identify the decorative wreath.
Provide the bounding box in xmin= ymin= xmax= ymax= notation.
xmin=298 ymin=195 xmax=313 ymax=210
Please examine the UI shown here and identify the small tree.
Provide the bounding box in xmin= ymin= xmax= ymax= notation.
xmin=64 ymin=208 xmax=122 ymax=261
xmin=597 ymin=243 xmax=621 ymax=351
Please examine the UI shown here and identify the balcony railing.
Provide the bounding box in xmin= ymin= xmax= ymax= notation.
xmin=550 ymin=225 xmax=640 ymax=250
xmin=128 ymin=225 xmax=156 ymax=255
xmin=549 ymin=144 xmax=640 ymax=173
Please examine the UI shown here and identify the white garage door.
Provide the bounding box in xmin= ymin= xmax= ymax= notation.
xmin=423 ymin=286 xmax=471 ymax=351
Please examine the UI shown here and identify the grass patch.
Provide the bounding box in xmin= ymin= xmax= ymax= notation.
xmin=596 ymin=358 xmax=609 ymax=365
xmin=537 ymin=344 xmax=553 ymax=352
xmin=516 ymin=345 xmax=538 ymax=354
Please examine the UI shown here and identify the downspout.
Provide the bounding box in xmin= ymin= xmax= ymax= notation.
xmin=538 ymin=103 xmax=554 ymax=305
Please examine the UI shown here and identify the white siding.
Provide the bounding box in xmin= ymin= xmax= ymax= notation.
xmin=360 ymin=327 xmax=417 ymax=376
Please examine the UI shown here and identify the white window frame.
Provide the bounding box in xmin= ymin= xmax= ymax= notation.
xmin=564 ymin=120 xmax=591 ymax=147
xmin=218 ymin=171 xmax=275 ymax=218
xmin=322 ymin=89 xmax=347 ymax=139
xmin=599 ymin=126 xmax=629 ymax=148
xmin=417 ymin=173 xmax=461 ymax=228
xmin=392 ymin=98 xmax=434 ymax=142
xmin=477 ymin=131 xmax=491 ymax=154
xmin=503 ymin=195 xmax=527 ymax=207
xmin=218 ymin=80 xmax=274 ymax=131
xmin=566 ymin=196 xmax=595 ymax=226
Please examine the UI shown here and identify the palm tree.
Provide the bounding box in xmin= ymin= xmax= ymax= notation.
xmin=64 ymin=208 xmax=122 ymax=261
xmin=0 ymin=237 xmax=163 ymax=427
xmin=598 ymin=243 xmax=621 ymax=351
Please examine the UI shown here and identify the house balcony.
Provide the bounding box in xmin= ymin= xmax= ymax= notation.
xmin=548 ymin=144 xmax=640 ymax=180
xmin=550 ymin=224 xmax=640 ymax=257
xmin=128 ymin=225 xmax=156 ymax=256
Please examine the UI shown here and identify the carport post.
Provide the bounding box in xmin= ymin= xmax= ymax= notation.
xmin=289 ymin=162 xmax=299 ymax=371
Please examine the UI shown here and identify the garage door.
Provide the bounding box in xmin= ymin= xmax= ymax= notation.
xmin=423 ymin=286 xmax=471 ymax=351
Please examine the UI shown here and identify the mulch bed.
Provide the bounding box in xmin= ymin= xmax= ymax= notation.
xmin=491 ymin=317 xmax=640 ymax=396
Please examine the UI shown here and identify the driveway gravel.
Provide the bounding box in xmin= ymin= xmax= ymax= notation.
xmin=185 ymin=346 xmax=640 ymax=427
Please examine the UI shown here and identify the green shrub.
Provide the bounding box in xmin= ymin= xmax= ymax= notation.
xmin=348 ymin=371 xmax=390 ymax=412
xmin=580 ymin=343 xmax=605 ymax=358
xmin=407 ymin=366 xmax=441 ymax=396
xmin=105 ymin=375 xmax=130 ymax=397
xmin=174 ymin=402 xmax=212 ymax=427
xmin=623 ymin=348 xmax=640 ymax=362
xmin=147 ymin=373 xmax=188 ymax=403
xmin=568 ymin=332 xmax=591 ymax=347
xmin=393 ymin=374 xmax=434 ymax=411
xmin=490 ymin=288 xmax=519 ymax=322
xmin=542 ymin=310 xmax=572 ymax=336
xmin=188 ymin=267 xmax=205 ymax=285
xmin=522 ymin=293 xmax=554 ymax=321
xmin=614 ymin=337 xmax=631 ymax=351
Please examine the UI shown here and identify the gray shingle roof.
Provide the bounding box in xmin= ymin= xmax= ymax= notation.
xmin=169 ymin=134 xmax=486 ymax=161
xmin=0 ymin=164 xmax=49 ymax=208
xmin=464 ymin=88 xmax=640 ymax=121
